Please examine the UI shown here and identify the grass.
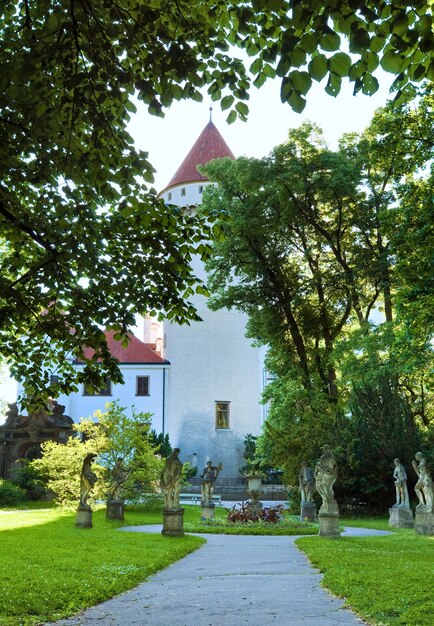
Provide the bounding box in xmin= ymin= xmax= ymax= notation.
xmin=0 ymin=504 xmax=204 ymax=626
xmin=297 ymin=528 xmax=434 ymax=626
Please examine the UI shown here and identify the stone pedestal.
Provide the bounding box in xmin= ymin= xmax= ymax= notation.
xmin=106 ymin=500 xmax=124 ymax=520
xmin=318 ymin=512 xmax=340 ymax=538
xmin=162 ymin=508 xmax=184 ymax=537
xmin=76 ymin=507 xmax=93 ymax=528
xmin=301 ymin=502 xmax=316 ymax=521
xmin=389 ymin=507 xmax=414 ymax=528
xmin=201 ymin=502 xmax=215 ymax=520
xmin=414 ymin=509 xmax=434 ymax=535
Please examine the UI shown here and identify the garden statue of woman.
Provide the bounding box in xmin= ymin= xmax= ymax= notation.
xmin=108 ymin=457 xmax=130 ymax=502
xmin=160 ymin=448 xmax=183 ymax=511
xmin=299 ymin=462 xmax=315 ymax=504
xmin=412 ymin=451 xmax=433 ymax=512
xmin=392 ymin=458 xmax=410 ymax=509
xmin=314 ymin=445 xmax=338 ymax=514
xmin=200 ymin=461 xmax=222 ymax=504
xmin=79 ymin=453 xmax=98 ymax=510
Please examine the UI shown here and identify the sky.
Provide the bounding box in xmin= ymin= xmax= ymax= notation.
xmin=0 ymin=71 xmax=395 ymax=407
xmin=129 ymin=72 xmax=394 ymax=193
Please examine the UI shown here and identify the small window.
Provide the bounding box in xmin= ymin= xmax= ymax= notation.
xmin=215 ymin=401 xmax=230 ymax=429
xmin=50 ymin=375 xmax=59 ymax=385
xmin=198 ymin=185 xmax=203 ymax=194
xmin=181 ymin=187 xmax=186 ymax=196
xmin=83 ymin=378 xmax=112 ymax=396
xmin=136 ymin=376 xmax=150 ymax=396
xmin=168 ymin=192 xmax=172 ymax=201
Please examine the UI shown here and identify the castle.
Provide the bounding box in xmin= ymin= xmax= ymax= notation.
xmin=8 ymin=118 xmax=266 ymax=482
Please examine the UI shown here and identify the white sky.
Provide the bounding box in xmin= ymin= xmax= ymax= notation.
xmin=129 ymin=73 xmax=394 ymax=192
xmin=0 ymin=72 xmax=395 ymax=407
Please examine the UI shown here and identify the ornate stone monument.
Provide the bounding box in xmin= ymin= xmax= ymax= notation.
xmin=314 ymin=445 xmax=340 ymax=538
xmin=76 ymin=453 xmax=98 ymax=528
xmin=160 ymin=448 xmax=184 ymax=536
xmin=299 ymin=461 xmax=316 ymax=521
xmin=200 ymin=460 xmax=222 ymax=520
xmin=388 ymin=458 xmax=413 ymax=528
xmin=106 ymin=457 xmax=130 ymax=520
xmin=412 ymin=451 xmax=434 ymax=535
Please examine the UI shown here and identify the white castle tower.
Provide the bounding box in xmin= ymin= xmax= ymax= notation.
xmin=159 ymin=115 xmax=266 ymax=479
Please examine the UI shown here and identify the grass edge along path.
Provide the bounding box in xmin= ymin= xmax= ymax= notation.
xmin=296 ymin=528 xmax=434 ymax=626
xmin=0 ymin=507 xmax=204 ymax=626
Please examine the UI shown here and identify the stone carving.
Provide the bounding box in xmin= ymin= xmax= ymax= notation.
xmin=160 ymin=448 xmax=183 ymax=511
xmin=200 ymin=461 xmax=222 ymax=505
xmin=314 ymin=445 xmax=338 ymax=515
xmin=412 ymin=451 xmax=433 ymax=512
xmin=108 ymin=457 xmax=130 ymax=503
xmin=299 ymin=462 xmax=315 ymax=504
xmin=79 ymin=453 xmax=98 ymax=510
xmin=392 ymin=458 xmax=410 ymax=509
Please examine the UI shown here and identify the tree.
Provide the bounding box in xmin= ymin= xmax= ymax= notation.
xmin=30 ymin=401 xmax=161 ymax=505
xmin=200 ymin=100 xmax=433 ymax=498
xmin=3 ymin=2 xmax=433 ymax=408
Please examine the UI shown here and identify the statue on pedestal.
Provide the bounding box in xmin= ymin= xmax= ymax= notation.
xmin=314 ymin=445 xmax=338 ymax=515
xmin=412 ymin=452 xmax=433 ymax=512
xmin=200 ymin=461 xmax=222 ymax=505
xmin=79 ymin=453 xmax=98 ymax=510
xmin=108 ymin=457 xmax=130 ymax=502
xmin=160 ymin=448 xmax=183 ymax=511
xmin=392 ymin=458 xmax=410 ymax=509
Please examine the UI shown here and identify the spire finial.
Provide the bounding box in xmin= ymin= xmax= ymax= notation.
xmin=209 ymin=106 xmax=213 ymax=123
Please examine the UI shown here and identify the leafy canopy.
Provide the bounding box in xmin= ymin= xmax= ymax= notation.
xmin=2 ymin=1 xmax=433 ymax=407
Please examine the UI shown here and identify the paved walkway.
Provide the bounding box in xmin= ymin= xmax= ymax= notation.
xmin=51 ymin=525 xmax=390 ymax=626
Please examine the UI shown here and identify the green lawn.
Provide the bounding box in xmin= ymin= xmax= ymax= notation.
xmin=0 ymin=505 xmax=204 ymax=626
xmin=297 ymin=528 xmax=434 ymax=626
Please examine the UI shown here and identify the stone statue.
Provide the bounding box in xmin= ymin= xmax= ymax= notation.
xmin=160 ymin=448 xmax=183 ymax=511
xmin=200 ymin=461 xmax=222 ymax=504
xmin=108 ymin=457 xmax=130 ymax=502
xmin=314 ymin=445 xmax=338 ymax=514
xmin=79 ymin=453 xmax=98 ymax=509
xmin=299 ymin=462 xmax=315 ymax=504
xmin=412 ymin=451 xmax=433 ymax=512
xmin=392 ymin=458 xmax=410 ymax=509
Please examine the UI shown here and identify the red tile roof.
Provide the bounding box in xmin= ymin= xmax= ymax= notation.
xmin=161 ymin=121 xmax=235 ymax=193
xmin=81 ymin=330 xmax=169 ymax=364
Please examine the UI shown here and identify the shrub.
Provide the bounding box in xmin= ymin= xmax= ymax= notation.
xmin=0 ymin=479 xmax=26 ymax=505
xmin=226 ymin=501 xmax=284 ymax=524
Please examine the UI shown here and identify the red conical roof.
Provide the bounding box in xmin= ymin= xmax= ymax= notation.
xmin=161 ymin=120 xmax=235 ymax=193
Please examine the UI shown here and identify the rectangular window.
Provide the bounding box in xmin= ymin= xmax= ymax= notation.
xmin=215 ymin=401 xmax=230 ymax=429
xmin=198 ymin=185 xmax=203 ymax=194
xmin=181 ymin=187 xmax=186 ymax=196
xmin=83 ymin=378 xmax=111 ymax=396
xmin=50 ymin=375 xmax=59 ymax=385
xmin=136 ymin=376 xmax=150 ymax=396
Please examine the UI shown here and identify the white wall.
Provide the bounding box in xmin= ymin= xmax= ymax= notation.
xmin=17 ymin=364 xmax=169 ymax=434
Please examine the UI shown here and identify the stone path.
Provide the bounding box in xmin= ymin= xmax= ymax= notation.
xmin=51 ymin=525 xmax=390 ymax=626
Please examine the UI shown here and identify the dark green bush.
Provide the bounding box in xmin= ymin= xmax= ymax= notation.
xmin=0 ymin=479 xmax=26 ymax=505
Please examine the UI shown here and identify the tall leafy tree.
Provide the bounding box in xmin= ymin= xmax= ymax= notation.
xmin=2 ymin=1 xmax=434 ymax=407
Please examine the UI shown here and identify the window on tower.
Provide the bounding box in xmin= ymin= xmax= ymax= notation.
xmin=181 ymin=187 xmax=186 ymax=196
xmin=215 ymin=401 xmax=230 ymax=429
xmin=198 ymin=185 xmax=203 ymax=194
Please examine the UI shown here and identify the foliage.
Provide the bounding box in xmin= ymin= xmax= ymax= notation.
xmin=226 ymin=501 xmax=284 ymax=523
xmin=298 ymin=529 xmax=434 ymax=626
xmin=0 ymin=479 xmax=25 ymax=505
xmin=240 ymin=433 xmax=283 ymax=483
xmin=2 ymin=2 xmax=434 ymax=408
xmin=201 ymin=95 xmax=433 ymax=504
xmin=149 ymin=430 xmax=173 ymax=458
xmin=0 ymin=506 xmax=204 ymax=626
xmin=13 ymin=461 xmax=48 ymax=500
xmin=30 ymin=402 xmax=161 ymax=505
